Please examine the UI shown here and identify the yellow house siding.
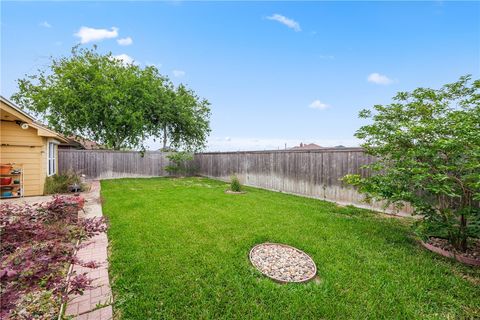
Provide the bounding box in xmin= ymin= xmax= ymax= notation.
xmin=0 ymin=121 xmax=44 ymax=146
xmin=1 ymin=121 xmax=46 ymax=196
xmin=0 ymin=147 xmax=44 ymax=196
xmin=1 ymin=98 xmax=65 ymax=197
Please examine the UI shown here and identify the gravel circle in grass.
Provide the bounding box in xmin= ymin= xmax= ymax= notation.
xmin=249 ymin=243 xmax=317 ymax=283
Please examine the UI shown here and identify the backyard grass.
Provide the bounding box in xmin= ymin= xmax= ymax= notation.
xmin=101 ymin=177 xmax=480 ymax=319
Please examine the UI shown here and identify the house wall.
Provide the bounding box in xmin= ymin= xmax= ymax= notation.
xmin=0 ymin=120 xmax=48 ymax=196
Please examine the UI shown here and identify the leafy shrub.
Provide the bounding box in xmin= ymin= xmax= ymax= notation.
xmin=230 ymin=175 xmax=242 ymax=192
xmin=343 ymin=75 xmax=480 ymax=251
xmin=44 ymin=170 xmax=85 ymax=195
xmin=165 ymin=152 xmax=195 ymax=176
xmin=0 ymin=195 xmax=107 ymax=319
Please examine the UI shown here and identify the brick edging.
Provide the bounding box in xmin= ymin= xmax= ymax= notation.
xmin=64 ymin=181 xmax=113 ymax=320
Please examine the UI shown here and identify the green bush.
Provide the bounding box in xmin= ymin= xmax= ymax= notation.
xmin=343 ymin=75 xmax=480 ymax=252
xmin=230 ymin=175 xmax=242 ymax=192
xmin=165 ymin=152 xmax=195 ymax=176
xmin=44 ymin=171 xmax=85 ymax=195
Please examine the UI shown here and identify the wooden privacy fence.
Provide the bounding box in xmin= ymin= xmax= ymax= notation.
xmin=58 ymin=149 xmax=170 ymax=179
xmin=58 ymin=148 xmax=411 ymax=214
xmin=193 ymin=148 xmax=411 ymax=215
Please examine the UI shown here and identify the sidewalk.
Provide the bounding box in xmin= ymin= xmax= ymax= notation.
xmin=64 ymin=181 xmax=113 ymax=320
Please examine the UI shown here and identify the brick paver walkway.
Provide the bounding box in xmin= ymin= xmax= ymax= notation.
xmin=65 ymin=181 xmax=113 ymax=320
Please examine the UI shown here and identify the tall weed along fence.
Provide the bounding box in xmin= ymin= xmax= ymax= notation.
xmin=58 ymin=148 xmax=412 ymax=214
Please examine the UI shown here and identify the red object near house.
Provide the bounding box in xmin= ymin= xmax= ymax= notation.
xmin=1 ymin=177 xmax=12 ymax=185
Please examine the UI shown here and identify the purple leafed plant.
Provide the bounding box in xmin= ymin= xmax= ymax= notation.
xmin=0 ymin=195 xmax=108 ymax=319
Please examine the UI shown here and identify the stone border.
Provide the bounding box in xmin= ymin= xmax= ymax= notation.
xmin=421 ymin=241 xmax=480 ymax=267
xmin=64 ymin=181 xmax=113 ymax=320
xmin=249 ymin=242 xmax=317 ymax=283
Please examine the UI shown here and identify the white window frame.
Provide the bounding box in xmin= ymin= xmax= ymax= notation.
xmin=47 ymin=140 xmax=59 ymax=176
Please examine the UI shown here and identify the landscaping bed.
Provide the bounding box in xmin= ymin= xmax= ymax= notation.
xmin=102 ymin=177 xmax=480 ymax=319
xmin=422 ymin=237 xmax=480 ymax=266
xmin=0 ymin=195 xmax=107 ymax=319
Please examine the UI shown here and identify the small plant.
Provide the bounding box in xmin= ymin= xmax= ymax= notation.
xmin=44 ymin=170 xmax=85 ymax=195
xmin=230 ymin=175 xmax=242 ymax=192
xmin=165 ymin=152 xmax=195 ymax=176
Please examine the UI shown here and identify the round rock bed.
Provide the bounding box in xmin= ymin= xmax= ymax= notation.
xmin=249 ymin=243 xmax=317 ymax=283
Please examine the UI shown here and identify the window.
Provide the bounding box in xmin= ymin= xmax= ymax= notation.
xmin=47 ymin=142 xmax=57 ymax=176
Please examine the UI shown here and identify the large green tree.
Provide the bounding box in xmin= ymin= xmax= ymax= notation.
xmin=12 ymin=46 xmax=210 ymax=151
xmin=144 ymin=83 xmax=211 ymax=151
xmin=163 ymin=84 xmax=211 ymax=151
xmin=344 ymin=76 xmax=480 ymax=251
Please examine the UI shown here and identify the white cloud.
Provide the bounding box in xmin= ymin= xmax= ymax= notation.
xmin=267 ymin=14 xmax=301 ymax=32
xmin=367 ymin=73 xmax=393 ymax=85
xmin=308 ymin=100 xmax=330 ymax=110
xmin=172 ymin=70 xmax=186 ymax=78
xmin=117 ymin=37 xmax=133 ymax=46
xmin=40 ymin=21 xmax=52 ymax=28
xmin=74 ymin=26 xmax=119 ymax=44
xmin=112 ymin=54 xmax=135 ymax=65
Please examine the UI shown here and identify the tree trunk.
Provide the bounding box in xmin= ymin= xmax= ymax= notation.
xmin=163 ymin=125 xmax=168 ymax=150
xmin=459 ymin=213 xmax=467 ymax=252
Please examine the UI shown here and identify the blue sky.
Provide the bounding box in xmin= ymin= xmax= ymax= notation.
xmin=1 ymin=1 xmax=479 ymax=151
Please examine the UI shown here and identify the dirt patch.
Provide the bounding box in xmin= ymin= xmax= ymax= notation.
xmin=225 ymin=190 xmax=247 ymax=194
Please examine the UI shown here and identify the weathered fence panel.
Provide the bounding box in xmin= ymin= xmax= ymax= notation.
xmin=58 ymin=148 xmax=411 ymax=214
xmin=193 ymin=148 xmax=412 ymax=215
xmin=58 ymin=150 xmax=170 ymax=179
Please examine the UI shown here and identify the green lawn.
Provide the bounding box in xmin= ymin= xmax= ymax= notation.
xmin=101 ymin=177 xmax=479 ymax=319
